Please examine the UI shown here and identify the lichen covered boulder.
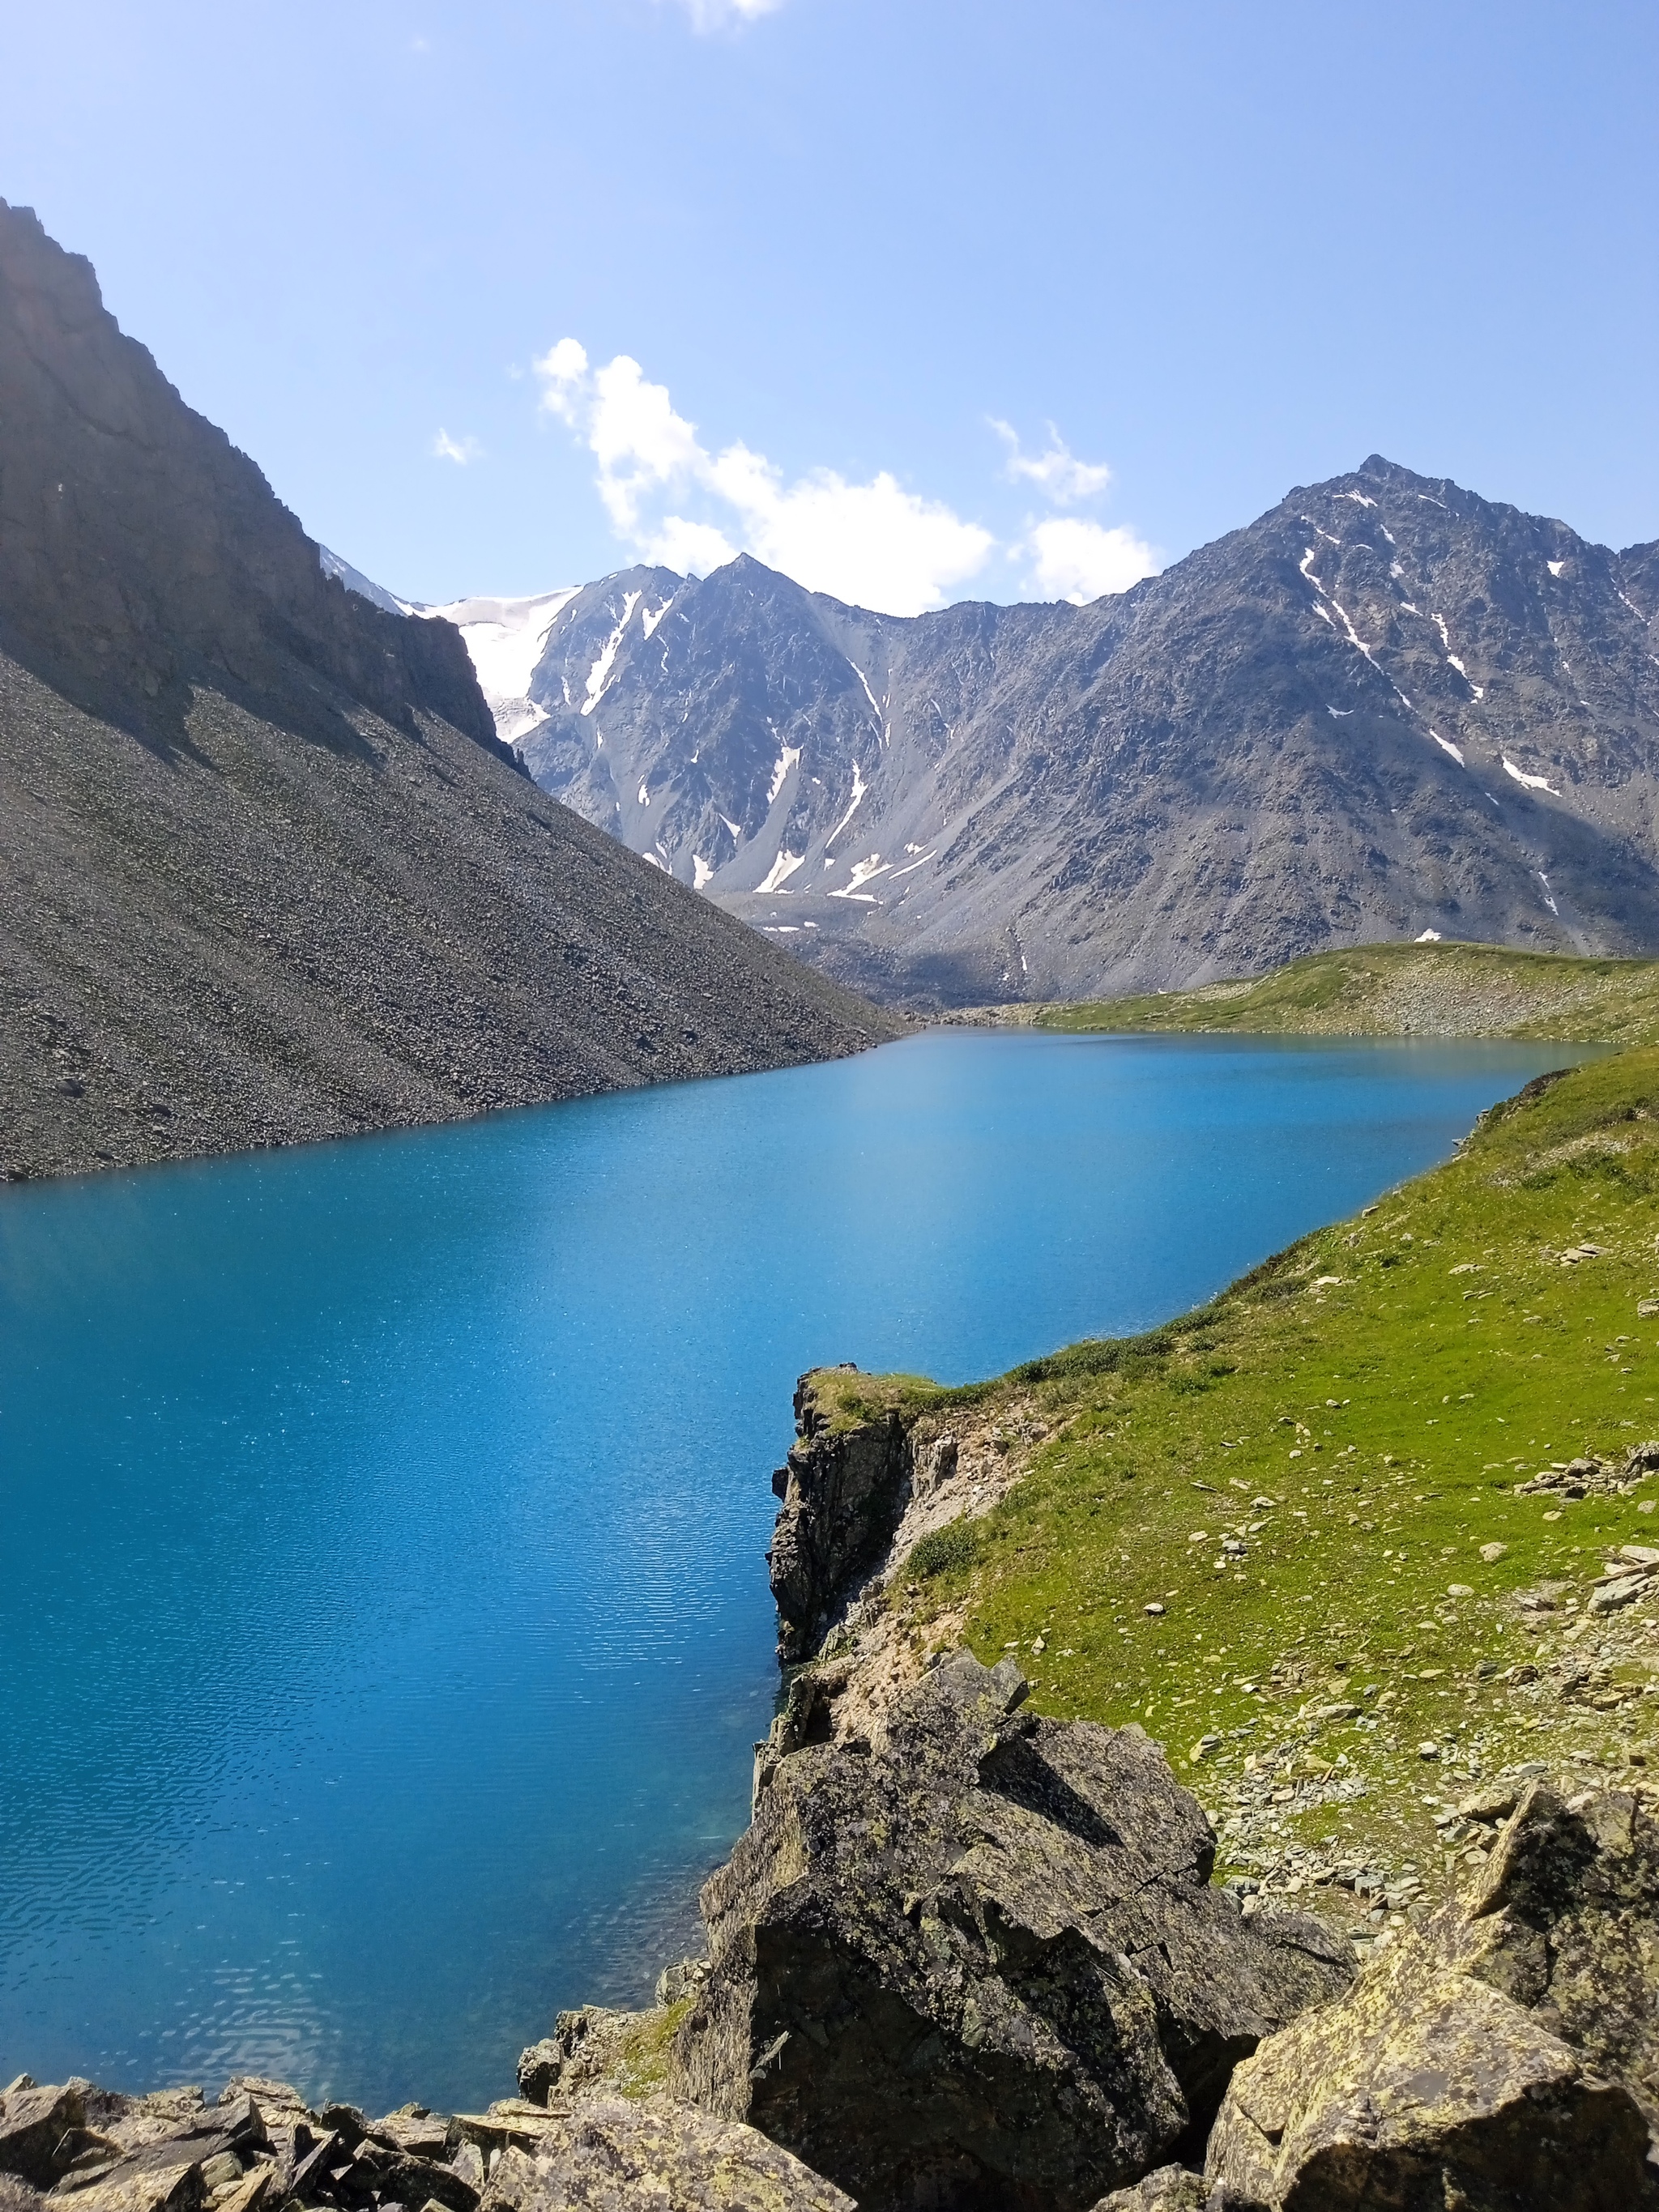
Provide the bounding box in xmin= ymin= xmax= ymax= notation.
xmin=1204 ymin=1782 xmax=1659 ymax=2209
xmin=479 ymin=2100 xmax=852 ymax=2212
xmin=1090 ymin=2168 xmax=1213 ymax=2210
xmin=671 ymin=1651 xmax=1352 ymax=2211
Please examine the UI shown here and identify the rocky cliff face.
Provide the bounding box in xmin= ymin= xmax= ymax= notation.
xmin=488 ymin=466 xmax=1659 ymax=1006
xmin=0 ymin=204 xmax=501 ymax=765
xmin=0 ymin=204 xmax=901 ymax=1182
xmin=767 ymin=1372 xmax=915 ymax=1663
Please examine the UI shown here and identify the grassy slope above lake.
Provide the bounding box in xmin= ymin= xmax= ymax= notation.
xmin=830 ymin=1040 xmax=1659 ymax=1923
xmin=1012 ymin=940 xmax=1659 ymax=1045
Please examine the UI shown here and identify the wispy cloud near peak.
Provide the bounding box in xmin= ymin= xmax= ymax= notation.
xmin=432 ymin=428 xmax=483 ymax=465
xmin=990 ymin=419 xmax=1113 ymax=505
xmin=1021 ymin=517 xmax=1159 ymax=603
xmin=535 ymin=339 xmax=992 ymax=616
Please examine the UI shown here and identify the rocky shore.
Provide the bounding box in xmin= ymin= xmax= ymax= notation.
xmin=11 ymin=1373 xmax=1659 ymax=2210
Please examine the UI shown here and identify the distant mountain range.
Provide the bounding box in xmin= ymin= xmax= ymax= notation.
xmin=364 ymin=467 xmax=1659 ymax=1006
xmin=0 ymin=202 xmax=897 ymax=1181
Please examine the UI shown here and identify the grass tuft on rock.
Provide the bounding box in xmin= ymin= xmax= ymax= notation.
xmin=906 ymin=1520 xmax=983 ymax=1579
xmin=805 ymin=1366 xmax=949 ymax=1434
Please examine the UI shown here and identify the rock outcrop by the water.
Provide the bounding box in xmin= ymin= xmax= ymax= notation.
xmin=1203 ymin=1780 xmax=1659 ymax=2209
xmin=668 ymin=1651 xmax=1354 ymax=2211
xmin=24 ymin=1742 xmax=1657 ymax=2211
xmin=768 ymin=1372 xmax=913 ymax=1663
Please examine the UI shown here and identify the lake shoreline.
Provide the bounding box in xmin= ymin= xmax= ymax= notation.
xmin=0 ymin=1029 xmax=1605 ymax=2120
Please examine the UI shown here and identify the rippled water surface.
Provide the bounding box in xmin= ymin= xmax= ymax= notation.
xmin=0 ymin=1029 xmax=1576 ymax=2108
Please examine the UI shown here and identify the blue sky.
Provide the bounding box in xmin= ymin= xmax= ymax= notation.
xmin=10 ymin=1 xmax=1657 ymax=612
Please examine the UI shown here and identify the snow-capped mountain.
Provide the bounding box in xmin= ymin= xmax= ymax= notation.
xmin=332 ymin=458 xmax=1659 ymax=1005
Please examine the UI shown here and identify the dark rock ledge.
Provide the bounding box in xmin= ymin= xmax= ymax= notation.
xmin=14 ymin=1391 xmax=1659 ymax=2210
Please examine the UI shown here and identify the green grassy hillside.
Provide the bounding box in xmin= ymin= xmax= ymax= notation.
xmin=1020 ymin=941 xmax=1659 ymax=1044
xmin=854 ymin=1045 xmax=1659 ymax=1923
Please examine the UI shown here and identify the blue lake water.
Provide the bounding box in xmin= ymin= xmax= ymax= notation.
xmin=0 ymin=1028 xmax=1578 ymax=2110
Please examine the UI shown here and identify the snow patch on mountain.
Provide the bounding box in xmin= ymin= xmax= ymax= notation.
xmin=319 ymin=546 xmax=407 ymax=617
xmin=767 ymin=744 xmax=802 ymax=806
xmin=756 ymin=848 xmax=804 ymax=893
xmin=583 ymin=593 xmax=642 ymax=715
xmin=824 ymin=759 xmax=868 ymax=847
xmin=418 ymin=586 xmax=582 ymax=742
xmin=1503 ymin=757 xmax=1559 ymax=795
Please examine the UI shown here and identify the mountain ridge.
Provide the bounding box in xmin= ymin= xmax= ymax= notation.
xmin=392 ymin=455 xmax=1659 ymax=1007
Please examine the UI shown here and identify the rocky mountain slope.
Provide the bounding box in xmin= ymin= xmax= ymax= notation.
xmin=425 ymin=470 xmax=1659 ymax=1008
xmin=0 ymin=203 xmax=898 ymax=1182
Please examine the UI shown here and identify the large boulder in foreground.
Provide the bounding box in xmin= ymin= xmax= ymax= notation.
xmin=0 ymin=2084 xmax=86 ymax=2189
xmin=670 ymin=1652 xmax=1353 ymax=2211
xmin=1205 ymin=1781 xmax=1659 ymax=2209
xmin=480 ymin=2100 xmax=852 ymax=2212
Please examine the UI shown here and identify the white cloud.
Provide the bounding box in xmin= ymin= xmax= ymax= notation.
xmin=641 ymin=514 xmax=740 ymax=574
xmin=991 ymin=419 xmax=1113 ymax=505
xmin=1024 ymin=518 xmax=1160 ymax=604
xmin=432 ymin=428 xmax=483 ymax=465
xmin=535 ymin=340 xmax=994 ymax=615
xmin=667 ymin=0 xmax=785 ymax=28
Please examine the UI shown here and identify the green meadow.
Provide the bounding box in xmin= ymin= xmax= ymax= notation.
xmin=842 ymin=963 xmax=1659 ymax=1892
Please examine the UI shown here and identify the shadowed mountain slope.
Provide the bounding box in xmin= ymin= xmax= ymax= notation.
xmin=0 ymin=204 xmax=899 ymax=1181
xmin=492 ymin=470 xmax=1659 ymax=1008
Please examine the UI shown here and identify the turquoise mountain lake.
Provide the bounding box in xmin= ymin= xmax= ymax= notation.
xmin=0 ymin=1029 xmax=1578 ymax=2110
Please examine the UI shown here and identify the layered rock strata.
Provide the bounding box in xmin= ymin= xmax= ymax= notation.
xmin=668 ymin=1651 xmax=1353 ymax=2212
